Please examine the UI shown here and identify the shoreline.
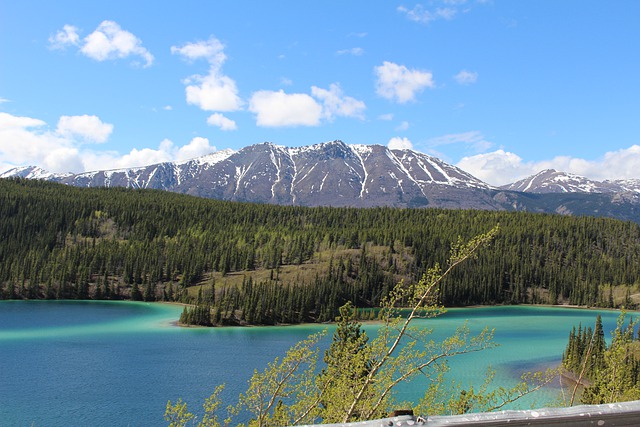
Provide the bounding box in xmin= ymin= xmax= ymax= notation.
xmin=449 ymin=302 xmax=636 ymax=312
xmin=558 ymin=368 xmax=590 ymax=388
xmin=167 ymin=301 xmax=639 ymax=329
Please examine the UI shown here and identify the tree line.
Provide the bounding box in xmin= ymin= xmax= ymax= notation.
xmin=2 ymin=178 xmax=640 ymax=325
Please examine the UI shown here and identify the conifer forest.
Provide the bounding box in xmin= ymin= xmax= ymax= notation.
xmin=2 ymin=178 xmax=640 ymax=326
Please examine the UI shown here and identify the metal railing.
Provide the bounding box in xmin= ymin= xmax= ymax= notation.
xmin=294 ymin=399 xmax=640 ymax=426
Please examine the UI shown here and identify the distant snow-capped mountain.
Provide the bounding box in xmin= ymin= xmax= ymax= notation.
xmin=0 ymin=165 xmax=73 ymax=180
xmin=501 ymin=169 xmax=640 ymax=195
xmin=1 ymin=141 xmax=499 ymax=209
xmin=3 ymin=141 xmax=640 ymax=222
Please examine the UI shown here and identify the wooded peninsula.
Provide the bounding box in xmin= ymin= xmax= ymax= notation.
xmin=2 ymin=178 xmax=640 ymax=326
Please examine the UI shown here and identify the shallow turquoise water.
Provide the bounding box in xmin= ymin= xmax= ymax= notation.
xmin=0 ymin=301 xmax=635 ymax=426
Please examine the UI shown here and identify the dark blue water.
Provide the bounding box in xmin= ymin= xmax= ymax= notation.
xmin=0 ymin=301 xmax=635 ymax=426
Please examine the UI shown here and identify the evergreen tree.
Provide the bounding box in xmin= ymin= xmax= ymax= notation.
xmin=130 ymin=282 xmax=142 ymax=301
xmin=319 ymin=302 xmax=373 ymax=422
xmin=580 ymin=314 xmax=640 ymax=404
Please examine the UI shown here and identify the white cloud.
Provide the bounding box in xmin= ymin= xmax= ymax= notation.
xmin=396 ymin=121 xmax=410 ymax=131
xmin=435 ymin=7 xmax=458 ymax=20
xmin=0 ymin=111 xmax=218 ymax=174
xmin=0 ymin=98 xmax=9 ymax=104
xmin=311 ymin=83 xmax=366 ymax=120
xmin=249 ymin=84 xmax=365 ymax=127
xmin=56 ymin=115 xmax=113 ymax=143
xmin=82 ymin=21 xmax=154 ymax=66
xmin=184 ymin=71 xmax=243 ymax=111
xmin=428 ymin=131 xmax=493 ymax=153
xmin=43 ymin=147 xmax=84 ymax=174
xmin=0 ymin=112 xmax=46 ymax=129
xmin=207 ymin=113 xmax=237 ymax=131
xmin=337 ymin=47 xmax=364 ymax=56
xmin=456 ymin=150 xmax=531 ymax=186
xmin=172 ymin=37 xmax=243 ymax=112
xmin=171 ymin=37 xmax=226 ymax=65
xmin=105 ymin=146 xmax=172 ymax=169
xmin=249 ymin=90 xmax=322 ymax=127
xmin=0 ymin=112 xmax=79 ymax=173
xmin=0 ymin=161 xmax=13 ymax=175
xmin=597 ymin=145 xmax=640 ymax=180
xmin=398 ymin=4 xmax=458 ymax=24
xmin=56 ymin=20 xmax=154 ymax=67
xmin=374 ymin=61 xmax=434 ymax=103
xmin=399 ymin=1 xmax=483 ymax=24
xmin=454 ymin=70 xmax=478 ymax=85
xmin=176 ymin=137 xmax=217 ymax=161
xmin=457 ymin=145 xmax=640 ymax=186
xmin=378 ymin=113 xmax=394 ymax=121
xmin=388 ymin=137 xmax=414 ymax=150
xmin=81 ymin=137 xmax=217 ymax=170
xmin=50 ymin=21 xmax=153 ymax=66
xmin=48 ymin=24 xmax=80 ymax=49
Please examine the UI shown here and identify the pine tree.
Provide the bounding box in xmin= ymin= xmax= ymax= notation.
xmin=319 ymin=302 xmax=373 ymax=422
xmin=130 ymin=282 xmax=142 ymax=301
xmin=581 ymin=314 xmax=640 ymax=404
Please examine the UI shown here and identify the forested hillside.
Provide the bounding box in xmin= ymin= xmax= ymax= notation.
xmin=2 ymin=178 xmax=640 ymax=325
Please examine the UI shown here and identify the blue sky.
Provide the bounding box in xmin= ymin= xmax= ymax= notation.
xmin=1 ymin=0 xmax=639 ymax=185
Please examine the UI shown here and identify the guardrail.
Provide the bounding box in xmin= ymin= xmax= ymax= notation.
xmin=293 ymin=399 xmax=640 ymax=426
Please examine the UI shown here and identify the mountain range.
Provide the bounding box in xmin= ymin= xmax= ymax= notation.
xmin=501 ymin=168 xmax=640 ymax=195
xmin=3 ymin=140 xmax=640 ymax=222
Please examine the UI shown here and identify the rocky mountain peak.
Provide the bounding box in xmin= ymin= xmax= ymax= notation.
xmin=3 ymin=141 xmax=640 ymax=222
xmin=0 ymin=141 xmax=495 ymax=208
xmin=502 ymin=169 xmax=640 ymax=195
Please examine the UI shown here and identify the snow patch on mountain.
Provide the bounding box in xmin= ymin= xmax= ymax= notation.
xmin=177 ymin=148 xmax=235 ymax=166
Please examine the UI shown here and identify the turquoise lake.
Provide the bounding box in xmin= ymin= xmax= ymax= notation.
xmin=0 ymin=301 xmax=637 ymax=426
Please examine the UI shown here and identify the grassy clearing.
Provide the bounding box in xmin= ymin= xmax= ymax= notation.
xmin=187 ymin=244 xmax=415 ymax=298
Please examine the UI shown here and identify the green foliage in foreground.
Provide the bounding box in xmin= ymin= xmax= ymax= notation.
xmin=165 ymin=227 xmax=558 ymax=426
xmin=562 ymin=312 xmax=640 ymax=405
xmin=3 ymin=178 xmax=640 ymax=325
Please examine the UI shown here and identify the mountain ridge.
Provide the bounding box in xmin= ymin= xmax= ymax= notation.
xmin=3 ymin=140 xmax=640 ymax=222
xmin=501 ymin=168 xmax=640 ymax=195
xmin=1 ymin=140 xmax=497 ymax=208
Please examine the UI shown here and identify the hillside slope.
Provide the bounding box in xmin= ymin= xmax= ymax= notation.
xmin=2 ymin=178 xmax=640 ymax=324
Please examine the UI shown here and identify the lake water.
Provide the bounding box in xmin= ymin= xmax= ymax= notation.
xmin=0 ymin=301 xmax=636 ymax=426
